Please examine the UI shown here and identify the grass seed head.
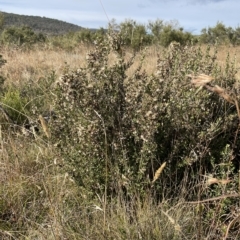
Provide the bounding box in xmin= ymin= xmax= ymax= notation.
xmin=39 ymin=114 xmax=51 ymax=138
xmin=152 ymin=162 xmax=166 ymax=183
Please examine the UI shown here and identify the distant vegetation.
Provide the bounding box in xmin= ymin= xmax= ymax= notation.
xmin=1 ymin=11 xmax=240 ymax=50
xmin=1 ymin=11 xmax=83 ymax=35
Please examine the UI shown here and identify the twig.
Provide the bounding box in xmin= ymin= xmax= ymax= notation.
xmin=186 ymin=194 xmax=240 ymax=204
xmin=223 ymin=214 xmax=240 ymax=240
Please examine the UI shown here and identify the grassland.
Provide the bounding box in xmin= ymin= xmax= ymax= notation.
xmin=2 ymin=44 xmax=240 ymax=84
xmin=0 ymin=41 xmax=240 ymax=240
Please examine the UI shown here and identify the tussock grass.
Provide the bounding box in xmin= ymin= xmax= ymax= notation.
xmin=0 ymin=134 xmax=196 ymax=239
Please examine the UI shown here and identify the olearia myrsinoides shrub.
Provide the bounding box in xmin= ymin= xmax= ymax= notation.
xmin=52 ymin=33 xmax=239 ymax=198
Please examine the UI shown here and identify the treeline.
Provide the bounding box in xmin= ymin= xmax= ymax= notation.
xmin=1 ymin=11 xmax=240 ymax=50
xmin=38 ymin=20 xmax=240 ymax=50
xmin=93 ymin=20 xmax=240 ymax=48
xmin=40 ymin=19 xmax=197 ymax=50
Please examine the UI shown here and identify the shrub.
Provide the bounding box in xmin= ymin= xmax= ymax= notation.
xmin=52 ymin=32 xmax=239 ymax=202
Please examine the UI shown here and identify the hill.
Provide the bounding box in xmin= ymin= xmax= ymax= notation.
xmin=1 ymin=11 xmax=84 ymax=35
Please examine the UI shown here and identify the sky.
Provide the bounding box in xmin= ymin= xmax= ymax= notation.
xmin=0 ymin=0 xmax=239 ymax=34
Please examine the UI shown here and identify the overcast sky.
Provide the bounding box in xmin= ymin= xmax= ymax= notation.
xmin=0 ymin=0 xmax=239 ymax=34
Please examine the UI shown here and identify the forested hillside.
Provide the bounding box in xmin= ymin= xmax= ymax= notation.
xmin=1 ymin=11 xmax=83 ymax=35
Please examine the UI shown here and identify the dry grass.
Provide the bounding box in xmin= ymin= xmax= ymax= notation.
xmin=201 ymin=44 xmax=240 ymax=79
xmin=1 ymin=44 xmax=240 ymax=86
xmin=1 ymin=41 xmax=227 ymax=79
xmin=190 ymin=73 xmax=240 ymax=120
xmin=0 ymin=45 xmax=88 ymax=87
xmin=0 ymin=131 xmax=197 ymax=239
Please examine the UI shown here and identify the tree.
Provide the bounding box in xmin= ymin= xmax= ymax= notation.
xmin=108 ymin=18 xmax=119 ymax=32
xmin=119 ymin=19 xmax=150 ymax=50
xmin=148 ymin=19 xmax=164 ymax=44
xmin=199 ymin=22 xmax=232 ymax=44
xmin=159 ymin=24 xmax=193 ymax=47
